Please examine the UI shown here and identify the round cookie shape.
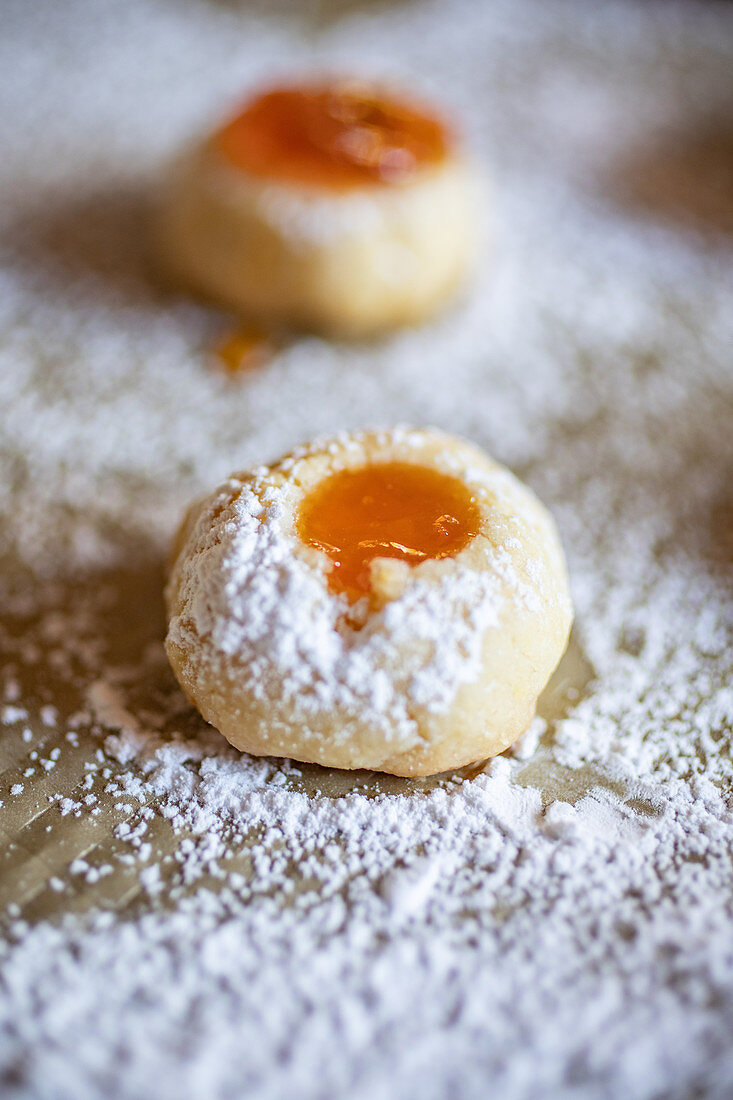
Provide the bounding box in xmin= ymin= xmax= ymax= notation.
xmin=165 ymin=428 xmax=573 ymax=777
xmin=156 ymin=80 xmax=479 ymax=337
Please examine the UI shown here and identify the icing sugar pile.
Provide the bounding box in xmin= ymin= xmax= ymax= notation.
xmin=0 ymin=1 xmax=732 ymax=1098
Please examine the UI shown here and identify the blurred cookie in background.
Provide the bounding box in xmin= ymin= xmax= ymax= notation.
xmin=156 ymin=80 xmax=481 ymax=337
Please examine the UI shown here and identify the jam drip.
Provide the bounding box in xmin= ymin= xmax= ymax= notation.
xmin=215 ymin=83 xmax=450 ymax=190
xmin=214 ymin=325 xmax=271 ymax=375
xmin=298 ymin=462 xmax=480 ymax=602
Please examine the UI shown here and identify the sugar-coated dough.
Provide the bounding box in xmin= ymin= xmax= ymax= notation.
xmin=165 ymin=428 xmax=573 ymax=776
xmin=156 ymin=105 xmax=479 ymax=337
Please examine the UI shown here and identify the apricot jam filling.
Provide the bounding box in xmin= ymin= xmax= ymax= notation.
xmin=297 ymin=462 xmax=480 ymax=602
xmin=215 ymin=83 xmax=450 ymax=190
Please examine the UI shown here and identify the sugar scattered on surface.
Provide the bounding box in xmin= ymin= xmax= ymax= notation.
xmin=0 ymin=1 xmax=732 ymax=1098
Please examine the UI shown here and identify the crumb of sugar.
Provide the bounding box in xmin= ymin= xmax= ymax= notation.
xmin=2 ymin=705 xmax=28 ymax=725
xmin=0 ymin=0 xmax=732 ymax=1098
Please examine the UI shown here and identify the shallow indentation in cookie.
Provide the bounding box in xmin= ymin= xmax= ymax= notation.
xmin=297 ymin=460 xmax=481 ymax=603
xmin=215 ymin=82 xmax=451 ymax=191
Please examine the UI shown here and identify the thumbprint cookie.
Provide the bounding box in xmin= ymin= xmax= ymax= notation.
xmin=165 ymin=428 xmax=572 ymax=776
xmin=156 ymin=81 xmax=479 ymax=337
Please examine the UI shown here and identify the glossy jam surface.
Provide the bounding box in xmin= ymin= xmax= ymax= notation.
xmin=215 ymin=83 xmax=450 ymax=190
xmin=214 ymin=325 xmax=271 ymax=375
xmin=298 ymin=462 xmax=480 ymax=602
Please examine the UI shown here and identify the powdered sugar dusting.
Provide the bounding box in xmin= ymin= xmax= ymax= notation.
xmin=0 ymin=0 xmax=732 ymax=1097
